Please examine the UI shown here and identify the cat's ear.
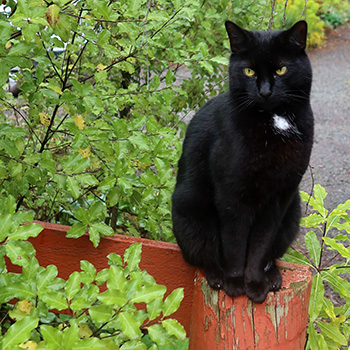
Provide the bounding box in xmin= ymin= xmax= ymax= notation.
xmin=285 ymin=20 xmax=308 ymax=50
xmin=225 ymin=21 xmax=249 ymax=53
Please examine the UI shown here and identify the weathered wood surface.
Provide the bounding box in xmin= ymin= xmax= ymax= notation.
xmin=189 ymin=261 xmax=312 ymax=350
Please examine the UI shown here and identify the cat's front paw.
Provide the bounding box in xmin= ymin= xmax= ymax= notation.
xmin=222 ymin=275 xmax=245 ymax=297
xmin=245 ymin=266 xmax=282 ymax=303
xmin=266 ymin=264 xmax=282 ymax=291
xmin=206 ymin=269 xmax=224 ymax=290
xmin=245 ymin=278 xmax=270 ymax=303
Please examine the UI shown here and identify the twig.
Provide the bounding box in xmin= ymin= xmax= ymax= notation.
xmin=305 ymin=164 xmax=315 ymax=214
xmin=318 ymin=222 xmax=328 ymax=270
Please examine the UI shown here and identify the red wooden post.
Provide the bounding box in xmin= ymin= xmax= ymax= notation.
xmin=189 ymin=261 xmax=312 ymax=350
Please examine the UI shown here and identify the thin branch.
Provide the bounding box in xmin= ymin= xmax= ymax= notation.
xmin=150 ymin=6 xmax=184 ymax=40
xmin=40 ymin=35 xmax=64 ymax=84
xmin=268 ymin=0 xmax=276 ymax=29
xmin=318 ymin=222 xmax=328 ymax=270
xmin=1 ymin=99 xmax=40 ymax=143
xmin=282 ymin=0 xmax=289 ymax=27
xmin=305 ymin=164 xmax=315 ymax=214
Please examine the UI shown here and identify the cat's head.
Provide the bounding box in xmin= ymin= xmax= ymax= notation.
xmin=225 ymin=21 xmax=312 ymax=113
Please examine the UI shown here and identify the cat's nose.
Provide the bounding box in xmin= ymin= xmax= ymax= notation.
xmin=259 ymin=82 xmax=272 ymax=99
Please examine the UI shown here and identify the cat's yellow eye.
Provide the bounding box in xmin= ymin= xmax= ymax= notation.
xmin=276 ymin=66 xmax=287 ymax=76
xmin=244 ymin=68 xmax=255 ymax=77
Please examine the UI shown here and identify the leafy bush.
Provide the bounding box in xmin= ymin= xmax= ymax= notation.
xmin=0 ymin=0 xmax=221 ymax=244
xmin=319 ymin=0 xmax=350 ymax=28
xmin=0 ymin=0 xmax=296 ymax=245
xmin=0 ymin=201 xmax=186 ymax=349
xmin=283 ymin=185 xmax=350 ymax=349
xmin=285 ymin=0 xmax=326 ymax=47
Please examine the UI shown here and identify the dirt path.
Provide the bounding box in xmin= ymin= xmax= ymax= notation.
xmin=300 ymin=24 xmax=350 ymax=210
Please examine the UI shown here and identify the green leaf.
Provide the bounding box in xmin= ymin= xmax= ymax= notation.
xmin=281 ymin=248 xmax=313 ymax=268
xmin=120 ymin=340 xmax=147 ymax=350
xmin=89 ymin=304 xmax=114 ymax=324
xmin=308 ymin=273 xmax=324 ymax=322
xmin=302 ymin=213 xmax=326 ymax=228
xmin=0 ymin=214 xmax=14 ymax=241
xmin=312 ymin=185 xmax=329 ymax=217
xmin=80 ymin=260 xmax=96 ymax=282
xmin=72 ymin=208 xmax=91 ymax=225
xmin=117 ymin=312 xmax=142 ymax=340
xmin=5 ymin=282 xmax=36 ymax=300
xmin=97 ymin=29 xmax=111 ymax=46
xmin=107 ymin=265 xmax=127 ymax=291
xmin=147 ymin=324 xmax=168 ymax=346
xmin=163 ymin=288 xmax=184 ymax=317
xmin=62 ymin=321 xmax=80 ymax=350
xmin=2 ymin=316 xmax=39 ymax=349
xmin=75 ymin=337 xmax=119 ymax=350
xmin=88 ymin=225 xmax=101 ymax=248
xmin=107 ymin=252 xmax=123 ymax=266
xmin=131 ymin=285 xmax=167 ymax=304
xmin=147 ymin=297 xmax=163 ymax=321
xmin=8 ymin=223 xmax=43 ymax=241
xmin=316 ymin=320 xmax=347 ymax=346
xmin=97 ymin=289 xmax=127 ymax=307
xmin=65 ymin=271 xmax=81 ymax=301
xmin=162 ymin=318 xmax=186 ymax=340
xmin=307 ymin=323 xmax=319 ymax=350
xmin=90 ymin=222 xmax=114 ymax=237
xmin=66 ymin=223 xmax=87 ymax=238
xmin=334 ymin=199 xmax=350 ymax=213
xmin=124 ymin=243 xmax=142 ymax=271
xmin=106 ymin=187 xmax=120 ymax=207
xmin=41 ymin=325 xmax=63 ymax=348
xmin=322 ymin=270 xmax=350 ymax=299
xmin=40 ymin=291 xmax=68 ymax=311
xmin=36 ymin=265 xmax=58 ymax=292
xmin=199 ymin=61 xmax=214 ymax=74
xmin=67 ymin=177 xmax=81 ymax=199
xmin=165 ymin=70 xmax=175 ymax=86
xmin=5 ymin=240 xmax=36 ymax=267
xmin=210 ymin=56 xmax=228 ymax=65
xmin=323 ymin=237 xmax=350 ymax=259
xmin=305 ymin=231 xmax=321 ymax=266
xmin=322 ymin=297 xmax=336 ymax=321
xmin=89 ymin=201 xmax=105 ymax=221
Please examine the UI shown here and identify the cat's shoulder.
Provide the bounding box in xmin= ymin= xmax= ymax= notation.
xmin=191 ymin=92 xmax=231 ymax=124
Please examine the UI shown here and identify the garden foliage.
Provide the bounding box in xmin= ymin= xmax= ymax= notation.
xmin=283 ymin=185 xmax=350 ymax=350
xmin=1 ymin=1 xmax=350 ymax=348
xmin=0 ymin=1 xmax=347 ymax=245
xmin=0 ymin=201 xmax=186 ymax=349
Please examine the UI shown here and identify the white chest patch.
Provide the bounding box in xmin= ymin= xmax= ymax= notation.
xmin=273 ymin=114 xmax=291 ymax=131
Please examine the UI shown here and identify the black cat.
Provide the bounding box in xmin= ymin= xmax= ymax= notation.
xmin=171 ymin=21 xmax=314 ymax=303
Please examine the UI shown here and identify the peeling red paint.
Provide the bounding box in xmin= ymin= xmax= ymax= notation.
xmin=189 ymin=262 xmax=312 ymax=350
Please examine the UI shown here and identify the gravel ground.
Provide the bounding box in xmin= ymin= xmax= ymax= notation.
xmin=300 ymin=24 xmax=350 ymax=210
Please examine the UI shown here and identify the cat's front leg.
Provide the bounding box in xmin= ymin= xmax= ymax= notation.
xmin=244 ymin=216 xmax=282 ymax=303
xmin=219 ymin=213 xmax=250 ymax=297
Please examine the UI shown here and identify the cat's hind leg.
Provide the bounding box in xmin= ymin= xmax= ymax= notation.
xmin=172 ymin=203 xmax=224 ymax=289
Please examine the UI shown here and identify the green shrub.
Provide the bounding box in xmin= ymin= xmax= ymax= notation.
xmin=285 ymin=0 xmax=326 ymax=47
xmin=0 ymin=0 xmax=294 ymax=245
xmin=0 ymin=1 xmax=343 ymax=246
xmin=283 ymin=185 xmax=350 ymax=349
xmin=319 ymin=0 xmax=350 ymax=28
xmin=0 ymin=202 xmax=187 ymax=349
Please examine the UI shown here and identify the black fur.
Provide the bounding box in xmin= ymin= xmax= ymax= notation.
xmin=172 ymin=21 xmax=314 ymax=303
